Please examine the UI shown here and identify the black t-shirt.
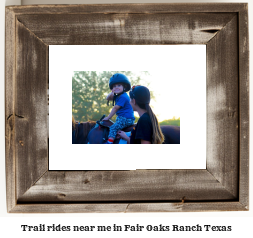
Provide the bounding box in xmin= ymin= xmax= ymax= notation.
xmin=130 ymin=113 xmax=153 ymax=144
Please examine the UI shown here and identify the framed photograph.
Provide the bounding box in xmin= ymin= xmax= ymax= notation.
xmin=5 ymin=3 xmax=249 ymax=213
xmin=49 ymin=45 xmax=205 ymax=170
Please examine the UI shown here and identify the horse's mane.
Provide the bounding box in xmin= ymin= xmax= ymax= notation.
xmin=72 ymin=116 xmax=76 ymax=131
xmin=73 ymin=118 xmax=96 ymax=143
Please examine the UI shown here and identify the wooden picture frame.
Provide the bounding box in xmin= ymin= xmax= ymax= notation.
xmin=5 ymin=3 xmax=249 ymax=213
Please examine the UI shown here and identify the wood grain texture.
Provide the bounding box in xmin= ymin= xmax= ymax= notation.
xmin=16 ymin=13 xmax=236 ymax=45
xmin=5 ymin=3 xmax=249 ymax=213
xmin=10 ymin=202 xmax=247 ymax=213
xmin=7 ymin=3 xmax=246 ymax=14
xmin=238 ymin=4 xmax=249 ymax=208
xmin=125 ymin=202 xmax=248 ymax=213
xmin=15 ymin=20 xmax=48 ymax=200
xmin=5 ymin=7 xmax=17 ymax=212
xmin=18 ymin=170 xmax=236 ymax=202
xmin=206 ymin=16 xmax=239 ymax=198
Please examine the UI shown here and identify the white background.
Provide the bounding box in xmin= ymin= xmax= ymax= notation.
xmin=49 ymin=45 xmax=206 ymax=170
xmin=1 ymin=0 xmax=252 ymax=237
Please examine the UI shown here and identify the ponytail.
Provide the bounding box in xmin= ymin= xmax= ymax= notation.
xmin=137 ymin=103 xmax=164 ymax=144
xmin=129 ymin=85 xmax=164 ymax=144
xmin=145 ymin=104 xmax=165 ymax=144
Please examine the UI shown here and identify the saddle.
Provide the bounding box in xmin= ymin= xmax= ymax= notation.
xmin=88 ymin=115 xmax=136 ymax=144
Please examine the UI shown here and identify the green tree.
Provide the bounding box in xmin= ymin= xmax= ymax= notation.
xmin=72 ymin=71 xmax=152 ymax=122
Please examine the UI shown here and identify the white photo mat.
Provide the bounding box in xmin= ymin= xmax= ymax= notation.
xmin=49 ymin=45 xmax=206 ymax=170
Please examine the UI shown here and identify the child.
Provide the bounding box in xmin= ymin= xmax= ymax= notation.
xmin=103 ymin=73 xmax=135 ymax=144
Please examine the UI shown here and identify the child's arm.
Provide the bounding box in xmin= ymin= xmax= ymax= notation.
xmin=103 ymin=105 xmax=121 ymax=120
xmin=106 ymin=91 xmax=114 ymax=101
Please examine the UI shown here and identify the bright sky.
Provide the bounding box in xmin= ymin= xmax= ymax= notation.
xmin=129 ymin=62 xmax=206 ymax=122
xmin=140 ymin=71 xmax=181 ymax=122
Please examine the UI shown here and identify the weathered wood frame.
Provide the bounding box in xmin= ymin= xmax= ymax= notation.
xmin=5 ymin=4 xmax=249 ymax=213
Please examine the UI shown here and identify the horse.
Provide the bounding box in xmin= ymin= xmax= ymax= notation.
xmin=73 ymin=115 xmax=180 ymax=144
xmin=72 ymin=120 xmax=96 ymax=144
xmin=160 ymin=125 xmax=180 ymax=144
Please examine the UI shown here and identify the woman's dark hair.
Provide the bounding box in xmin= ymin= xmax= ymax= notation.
xmin=137 ymin=102 xmax=165 ymax=144
xmin=129 ymin=85 xmax=164 ymax=144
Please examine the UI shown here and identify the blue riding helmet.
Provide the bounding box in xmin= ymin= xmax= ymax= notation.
xmin=129 ymin=85 xmax=150 ymax=104
xmin=109 ymin=73 xmax=131 ymax=92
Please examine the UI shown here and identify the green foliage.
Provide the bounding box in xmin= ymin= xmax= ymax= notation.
xmin=72 ymin=71 xmax=151 ymax=122
xmin=159 ymin=117 xmax=180 ymax=127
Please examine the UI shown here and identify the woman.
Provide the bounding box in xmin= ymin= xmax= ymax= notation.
xmin=117 ymin=85 xmax=164 ymax=144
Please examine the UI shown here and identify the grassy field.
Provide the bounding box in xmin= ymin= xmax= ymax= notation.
xmin=159 ymin=117 xmax=180 ymax=127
